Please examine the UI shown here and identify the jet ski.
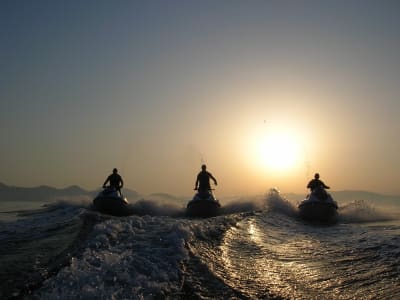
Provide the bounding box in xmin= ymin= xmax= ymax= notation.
xmin=92 ymin=187 xmax=130 ymax=216
xmin=186 ymin=189 xmax=221 ymax=217
xmin=298 ymin=187 xmax=338 ymax=223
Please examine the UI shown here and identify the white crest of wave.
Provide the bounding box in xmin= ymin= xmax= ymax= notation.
xmin=129 ymin=198 xmax=185 ymax=217
xmin=48 ymin=196 xmax=93 ymax=208
xmin=35 ymin=216 xmax=192 ymax=299
xmin=339 ymin=200 xmax=398 ymax=223
xmin=264 ymin=188 xmax=297 ymax=217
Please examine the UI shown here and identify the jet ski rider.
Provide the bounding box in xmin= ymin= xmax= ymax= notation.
xmin=195 ymin=164 xmax=218 ymax=191
xmin=307 ymin=173 xmax=330 ymax=192
xmin=103 ymin=168 xmax=124 ymax=196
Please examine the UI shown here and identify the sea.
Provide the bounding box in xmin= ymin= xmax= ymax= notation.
xmin=0 ymin=189 xmax=399 ymax=300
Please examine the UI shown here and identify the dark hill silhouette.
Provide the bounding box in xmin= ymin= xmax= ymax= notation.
xmin=0 ymin=182 xmax=141 ymax=203
xmin=0 ymin=182 xmax=398 ymax=205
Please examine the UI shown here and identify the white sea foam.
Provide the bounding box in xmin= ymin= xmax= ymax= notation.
xmin=339 ymin=199 xmax=398 ymax=223
xmin=35 ymin=215 xmax=192 ymax=299
xmin=49 ymin=196 xmax=93 ymax=208
xmin=264 ymin=189 xmax=298 ymax=217
xmin=129 ymin=199 xmax=185 ymax=217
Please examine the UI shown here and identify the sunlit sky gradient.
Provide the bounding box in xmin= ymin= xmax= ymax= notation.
xmin=1 ymin=1 xmax=400 ymax=196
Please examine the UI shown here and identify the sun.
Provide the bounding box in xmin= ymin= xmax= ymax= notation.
xmin=259 ymin=134 xmax=298 ymax=170
xmin=252 ymin=129 xmax=302 ymax=172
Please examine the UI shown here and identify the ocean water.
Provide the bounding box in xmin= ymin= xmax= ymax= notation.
xmin=0 ymin=191 xmax=399 ymax=299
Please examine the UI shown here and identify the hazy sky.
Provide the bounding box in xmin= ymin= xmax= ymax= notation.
xmin=1 ymin=1 xmax=399 ymax=196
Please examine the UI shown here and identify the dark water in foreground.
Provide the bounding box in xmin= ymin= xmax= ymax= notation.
xmin=0 ymin=192 xmax=399 ymax=299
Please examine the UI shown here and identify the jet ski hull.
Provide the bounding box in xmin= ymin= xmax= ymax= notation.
xmin=186 ymin=190 xmax=221 ymax=217
xmin=298 ymin=189 xmax=338 ymax=223
xmin=298 ymin=201 xmax=338 ymax=223
xmin=93 ymin=189 xmax=130 ymax=216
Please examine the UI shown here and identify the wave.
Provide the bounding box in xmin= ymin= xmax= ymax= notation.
xmin=34 ymin=215 xmax=192 ymax=299
xmin=129 ymin=199 xmax=185 ymax=217
xmin=339 ymin=199 xmax=399 ymax=223
xmin=265 ymin=189 xmax=298 ymax=218
xmin=262 ymin=188 xmax=399 ymax=224
xmin=1 ymin=190 xmax=399 ymax=299
xmin=0 ymin=203 xmax=92 ymax=299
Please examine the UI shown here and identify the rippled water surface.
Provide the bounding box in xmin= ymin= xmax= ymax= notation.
xmin=1 ymin=193 xmax=399 ymax=299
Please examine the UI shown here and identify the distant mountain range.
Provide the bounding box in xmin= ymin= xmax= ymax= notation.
xmin=0 ymin=182 xmax=141 ymax=203
xmin=0 ymin=182 xmax=399 ymax=205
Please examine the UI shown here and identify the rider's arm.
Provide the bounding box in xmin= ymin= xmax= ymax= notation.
xmin=320 ymin=180 xmax=329 ymax=189
xmin=209 ymin=173 xmax=218 ymax=185
xmin=103 ymin=176 xmax=110 ymax=187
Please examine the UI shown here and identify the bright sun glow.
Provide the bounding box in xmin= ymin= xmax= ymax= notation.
xmin=259 ymin=134 xmax=298 ymax=170
xmin=252 ymin=129 xmax=302 ymax=172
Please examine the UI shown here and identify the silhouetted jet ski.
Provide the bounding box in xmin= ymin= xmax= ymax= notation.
xmin=186 ymin=189 xmax=221 ymax=217
xmin=298 ymin=187 xmax=338 ymax=223
xmin=93 ymin=188 xmax=130 ymax=216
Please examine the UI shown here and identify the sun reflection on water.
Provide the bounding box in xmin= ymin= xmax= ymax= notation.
xmin=219 ymin=218 xmax=330 ymax=299
xmin=248 ymin=220 xmax=262 ymax=243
